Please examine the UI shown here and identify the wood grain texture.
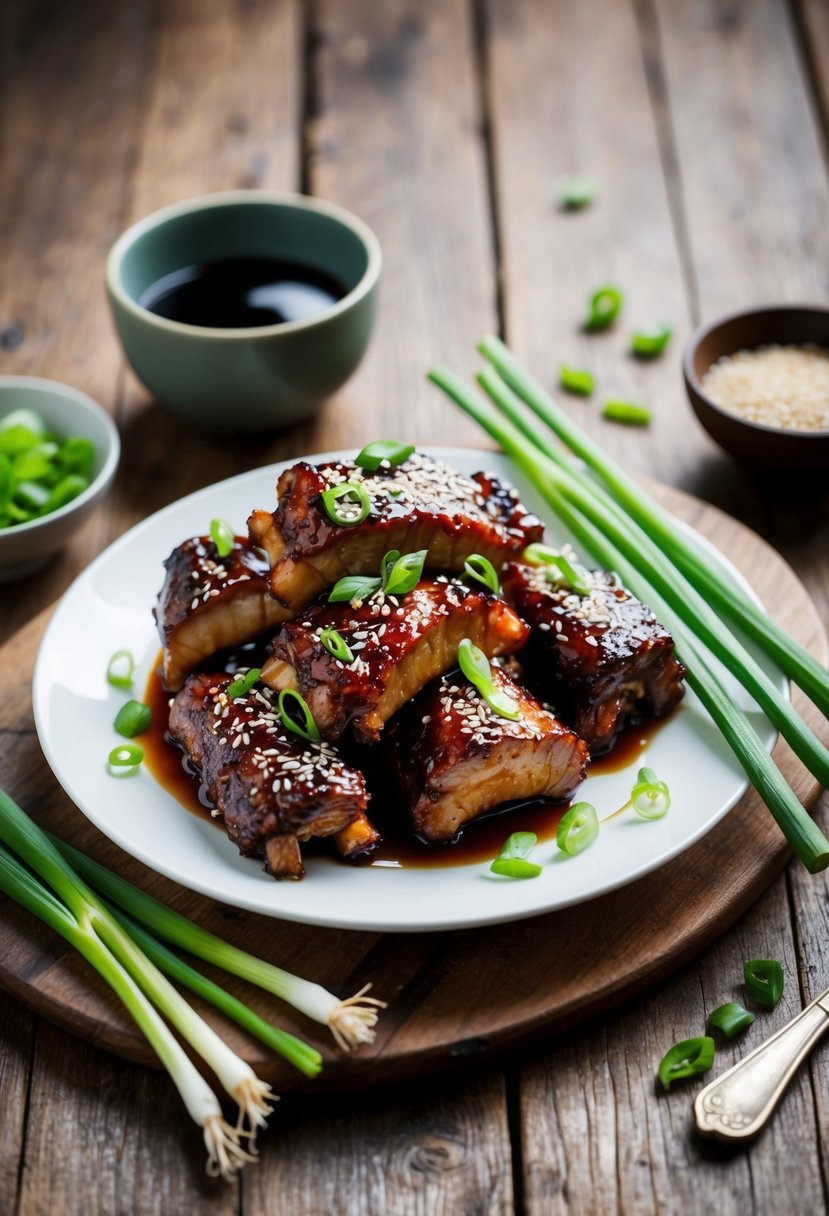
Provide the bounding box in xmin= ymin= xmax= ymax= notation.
xmin=0 ymin=481 xmax=824 ymax=1092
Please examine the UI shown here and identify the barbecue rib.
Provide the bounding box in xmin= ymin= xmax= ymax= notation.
xmin=156 ymin=535 xmax=290 ymax=691
xmin=385 ymin=665 xmax=589 ymax=842
xmin=260 ymin=579 xmax=530 ymax=743
xmin=168 ymin=672 xmax=375 ymax=879
xmin=247 ymin=453 xmax=543 ymax=613
xmin=502 ymin=560 xmax=685 ymax=754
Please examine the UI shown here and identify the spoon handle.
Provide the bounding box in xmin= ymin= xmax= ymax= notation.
xmin=695 ymin=997 xmax=829 ymax=1140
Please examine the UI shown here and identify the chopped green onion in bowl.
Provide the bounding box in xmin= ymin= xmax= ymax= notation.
xmin=0 ymin=406 xmax=96 ymax=529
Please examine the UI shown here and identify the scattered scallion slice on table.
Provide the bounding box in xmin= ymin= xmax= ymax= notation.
xmin=556 ymin=801 xmax=599 ymax=856
xmin=463 ymin=553 xmax=500 ymax=595
xmin=602 ymin=400 xmax=652 ymax=426
xmin=209 ymin=516 xmax=235 ymax=558
xmin=277 ymin=689 xmax=321 ymax=742
xmin=744 ymin=959 xmax=785 ymax=1009
xmin=658 ymin=1036 xmax=715 ymax=1090
xmin=457 ymin=638 xmax=520 ymax=720
xmin=559 ymin=364 xmax=595 ymax=396
xmin=106 ymin=648 xmax=136 ymax=691
xmin=355 ymin=439 xmax=415 ymax=471
xmin=490 ymin=831 xmax=542 ymax=879
xmin=321 ymin=480 xmax=372 ymax=526
xmin=113 ymin=699 xmax=152 ymax=738
xmin=631 ymin=767 xmax=671 ymax=820
xmin=708 ymin=1002 xmax=755 ymax=1039
xmin=320 ymin=627 xmax=354 ymax=663
xmin=226 ymin=667 xmax=261 ymax=699
xmin=558 ymin=175 xmax=598 ymax=210
xmin=583 ymin=285 xmax=623 ymax=332
xmin=631 ymin=324 xmax=673 ymax=359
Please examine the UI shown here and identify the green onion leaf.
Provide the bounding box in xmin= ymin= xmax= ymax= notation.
xmin=382 ymin=549 xmax=427 ymax=597
xmin=355 ymin=440 xmax=415 ymax=471
xmin=631 ymin=325 xmax=673 ymax=359
xmin=631 ymin=766 xmax=671 ymax=820
xmin=209 ymin=517 xmax=235 ymax=558
xmin=707 ymin=1002 xmax=755 ymax=1039
xmin=277 ymin=689 xmax=321 ymax=742
xmin=558 ymin=175 xmax=598 ymax=210
xmin=491 ymin=831 xmax=542 ymax=878
xmin=321 ymin=481 xmax=372 ymax=527
xmin=522 ymin=542 xmax=592 ymax=596
xmin=602 ymin=400 xmax=651 ymax=426
xmin=107 ymin=743 xmax=144 ymax=776
xmin=584 ymin=285 xmax=623 ymax=332
xmin=106 ymin=649 xmax=136 ymax=691
xmin=556 ymin=801 xmax=599 ymax=856
xmin=744 ymin=959 xmax=784 ymax=1009
xmin=113 ymin=699 xmax=152 ymax=738
xmin=327 ymin=573 xmax=382 ymax=604
xmin=226 ymin=668 xmax=262 ymax=699
xmin=458 ymin=638 xmax=520 ymax=720
xmin=658 ymin=1036 xmax=715 ymax=1090
xmin=463 ymin=554 xmax=500 ymax=595
xmin=320 ymin=628 xmax=354 ymax=664
xmin=559 ymin=364 xmax=595 ymax=396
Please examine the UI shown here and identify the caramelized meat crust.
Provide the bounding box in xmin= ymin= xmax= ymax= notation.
xmin=502 ymin=561 xmax=686 ymax=755
xmin=168 ymin=672 xmax=373 ymax=879
xmin=248 ymin=453 xmax=543 ymax=612
xmin=260 ymin=579 xmax=530 ymax=743
xmin=385 ymin=666 xmax=589 ymax=842
xmin=156 ymin=535 xmax=290 ymax=691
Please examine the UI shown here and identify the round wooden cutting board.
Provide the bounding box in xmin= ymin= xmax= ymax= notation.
xmin=0 ymin=482 xmax=826 ymax=1093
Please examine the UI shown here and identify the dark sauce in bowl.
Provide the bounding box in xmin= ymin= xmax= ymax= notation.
xmin=138 ymin=257 xmax=348 ymax=328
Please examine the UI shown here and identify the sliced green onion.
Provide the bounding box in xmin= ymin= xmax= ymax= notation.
xmin=744 ymin=959 xmax=784 ymax=1009
xmin=382 ymin=549 xmax=427 ymax=597
xmin=58 ymin=436 xmax=95 ymax=479
xmin=658 ymin=1036 xmax=715 ymax=1090
xmin=113 ymin=699 xmax=152 ymax=738
xmin=558 ymin=175 xmax=597 ymax=210
xmin=321 ymin=481 xmax=372 ymax=527
xmin=0 ymin=408 xmax=48 ymax=440
xmin=602 ymin=400 xmax=651 ymax=426
xmin=631 ymin=325 xmax=673 ymax=359
xmin=0 ymin=424 xmax=42 ymax=458
xmin=631 ymin=766 xmax=671 ymax=820
xmin=14 ymin=480 xmax=50 ymax=512
xmin=107 ymin=744 xmax=144 ymax=776
xmin=320 ymin=627 xmax=354 ymax=664
xmin=226 ymin=667 xmax=262 ymax=699
xmin=707 ymin=1002 xmax=755 ymax=1039
xmin=463 ymin=554 xmax=500 ymax=595
xmin=559 ymin=364 xmax=595 ymax=396
xmin=522 ymin=542 xmax=592 ymax=596
xmin=12 ymin=443 xmax=58 ymax=482
xmin=556 ymin=801 xmax=599 ymax=856
xmin=457 ymin=638 xmax=520 ymax=720
xmin=584 ymin=285 xmax=623 ymax=332
xmin=490 ymin=831 xmax=542 ymax=878
xmin=355 ymin=440 xmax=415 ymax=471
xmin=106 ymin=649 xmax=136 ymax=691
xmin=277 ymin=689 xmax=321 ymax=742
xmin=209 ymin=517 xmax=234 ymax=558
xmin=328 ymin=573 xmax=382 ymax=603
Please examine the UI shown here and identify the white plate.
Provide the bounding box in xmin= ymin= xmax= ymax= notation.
xmin=33 ymin=448 xmax=780 ymax=933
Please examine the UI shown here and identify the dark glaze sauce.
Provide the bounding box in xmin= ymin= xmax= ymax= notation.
xmin=143 ymin=655 xmax=675 ymax=870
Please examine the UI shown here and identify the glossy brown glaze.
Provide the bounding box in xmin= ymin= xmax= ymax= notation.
xmin=503 ymin=560 xmax=685 ymax=755
xmin=248 ymin=452 xmax=543 ymax=610
xmin=261 ymin=578 xmax=530 ymax=742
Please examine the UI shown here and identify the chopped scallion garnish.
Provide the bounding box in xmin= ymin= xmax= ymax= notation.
xmin=631 ymin=766 xmax=671 ymax=820
xmin=107 ymin=744 xmax=144 ymax=776
xmin=209 ymin=517 xmax=235 ymax=558
xmin=658 ymin=1036 xmax=715 ymax=1090
xmin=490 ymin=831 xmax=542 ymax=878
xmin=328 ymin=573 xmax=382 ymax=604
xmin=320 ymin=628 xmax=354 ymax=664
xmin=707 ymin=1002 xmax=755 ymax=1039
xmin=463 ymin=553 xmax=500 ymax=595
xmin=584 ymin=285 xmax=623 ymax=332
xmin=744 ymin=959 xmax=784 ymax=1009
xmin=355 ymin=440 xmax=415 ymax=471
xmin=522 ymin=542 xmax=592 ymax=596
xmin=381 ymin=548 xmax=427 ymax=597
xmin=113 ymin=699 xmax=152 ymax=738
xmin=559 ymin=364 xmax=595 ymax=396
xmin=631 ymin=325 xmax=673 ymax=359
xmin=321 ymin=481 xmax=372 ymax=527
xmin=226 ymin=668 xmax=262 ymax=699
xmin=556 ymin=801 xmax=599 ymax=856
xmin=558 ymin=175 xmax=598 ymax=210
xmin=106 ymin=649 xmax=136 ymax=691
xmin=602 ymin=399 xmax=651 ymax=426
xmin=277 ymin=689 xmax=321 ymax=742
xmin=457 ymin=639 xmax=520 ymax=720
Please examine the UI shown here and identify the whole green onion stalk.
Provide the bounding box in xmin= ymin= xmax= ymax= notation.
xmin=427 ymin=364 xmax=829 ymax=873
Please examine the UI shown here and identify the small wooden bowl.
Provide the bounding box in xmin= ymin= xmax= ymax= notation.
xmin=683 ymin=305 xmax=829 ymax=470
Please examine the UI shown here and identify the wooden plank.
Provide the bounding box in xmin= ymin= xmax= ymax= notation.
xmin=0 ymin=991 xmax=35 ymax=1216
xmin=798 ymin=0 xmax=829 ymax=137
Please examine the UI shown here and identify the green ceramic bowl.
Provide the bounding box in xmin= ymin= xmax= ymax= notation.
xmin=106 ymin=191 xmax=381 ymax=435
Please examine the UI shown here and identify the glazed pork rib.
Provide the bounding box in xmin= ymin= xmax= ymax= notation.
xmin=502 ymin=560 xmax=685 ymax=755
xmin=248 ymin=452 xmax=543 ymax=612
xmin=156 ymin=535 xmax=290 ymax=691
xmin=168 ymin=672 xmax=376 ymax=879
xmin=385 ymin=665 xmax=589 ymax=843
xmin=260 ymin=580 xmax=529 ymax=743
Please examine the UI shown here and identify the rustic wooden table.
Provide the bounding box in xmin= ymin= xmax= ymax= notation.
xmin=1 ymin=1 xmax=828 ymax=1212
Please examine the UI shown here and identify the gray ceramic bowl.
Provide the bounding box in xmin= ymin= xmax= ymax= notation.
xmin=0 ymin=377 xmax=120 ymax=582
xmin=106 ymin=191 xmax=381 ymax=436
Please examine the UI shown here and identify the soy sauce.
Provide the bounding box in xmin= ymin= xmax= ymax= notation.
xmin=139 ymin=257 xmax=347 ymax=328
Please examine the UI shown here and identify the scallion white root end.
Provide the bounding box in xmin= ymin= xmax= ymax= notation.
xmin=233 ymin=1076 xmax=278 ymax=1145
xmin=329 ymin=984 xmax=387 ymax=1051
xmin=204 ymin=1114 xmax=259 ymax=1181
